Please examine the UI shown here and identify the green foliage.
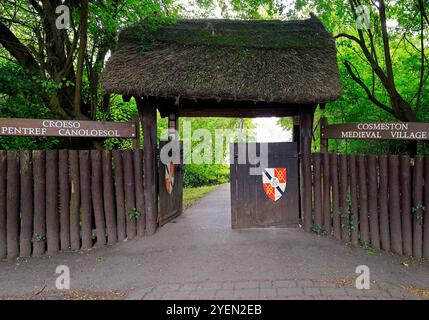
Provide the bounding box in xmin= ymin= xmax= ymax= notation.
xmin=278 ymin=0 xmax=429 ymax=155
xmin=184 ymin=164 xmax=229 ymax=187
xmin=0 ymin=62 xmax=61 ymax=150
xmin=412 ymin=204 xmax=426 ymax=222
xmin=128 ymin=207 xmax=142 ymax=220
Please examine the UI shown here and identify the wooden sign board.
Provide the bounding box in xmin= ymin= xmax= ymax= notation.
xmin=321 ymin=122 xmax=429 ymax=140
xmin=0 ymin=118 xmax=136 ymax=138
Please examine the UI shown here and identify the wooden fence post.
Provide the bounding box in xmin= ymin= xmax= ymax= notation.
xmin=6 ymin=151 xmax=19 ymax=258
xmin=322 ymin=152 xmax=331 ymax=234
xmin=123 ymin=150 xmax=137 ymax=239
xmin=412 ymin=156 xmax=424 ymax=258
xmin=312 ymin=153 xmax=322 ymax=230
xmin=367 ymin=155 xmax=380 ymax=250
xmin=357 ymin=155 xmax=370 ymax=245
xmin=79 ymin=150 xmax=92 ymax=250
xmin=59 ymin=150 xmax=70 ymax=251
xmin=423 ymin=157 xmax=429 ymax=259
xmin=388 ymin=155 xmax=403 ymax=255
xmin=378 ymin=156 xmax=390 ymax=251
xmin=19 ymin=151 xmax=33 ymax=257
xmin=69 ymin=150 xmax=81 ymax=250
xmin=339 ymin=154 xmax=350 ymax=242
xmin=91 ymin=150 xmax=106 ymax=246
xmin=0 ymin=151 xmax=6 ymax=259
xmin=113 ymin=150 xmax=126 ymax=241
xmin=400 ymin=155 xmax=412 ymax=256
xmin=330 ymin=153 xmax=340 ymax=240
xmin=134 ymin=149 xmax=145 ymax=238
xmin=46 ymin=150 xmax=59 ymax=255
xmin=32 ymin=151 xmax=46 ymax=256
xmin=348 ymin=155 xmax=359 ymax=245
xmin=102 ymin=150 xmax=117 ymax=245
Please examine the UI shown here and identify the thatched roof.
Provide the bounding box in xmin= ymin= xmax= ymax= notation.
xmin=102 ymin=17 xmax=342 ymax=105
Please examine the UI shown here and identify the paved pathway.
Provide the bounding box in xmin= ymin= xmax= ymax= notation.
xmin=0 ymin=184 xmax=428 ymax=300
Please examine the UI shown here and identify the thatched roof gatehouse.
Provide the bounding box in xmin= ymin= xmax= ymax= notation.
xmin=101 ymin=16 xmax=342 ymax=233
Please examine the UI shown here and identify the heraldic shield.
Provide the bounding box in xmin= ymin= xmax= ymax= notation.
xmin=165 ymin=160 xmax=175 ymax=194
xmin=262 ymin=168 xmax=287 ymax=202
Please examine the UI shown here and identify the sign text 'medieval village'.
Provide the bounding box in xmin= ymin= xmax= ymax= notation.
xmin=321 ymin=122 xmax=429 ymax=140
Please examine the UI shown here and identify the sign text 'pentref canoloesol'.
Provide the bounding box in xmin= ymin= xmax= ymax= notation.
xmin=0 ymin=118 xmax=136 ymax=138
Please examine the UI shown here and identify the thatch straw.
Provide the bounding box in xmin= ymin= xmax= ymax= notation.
xmin=102 ymin=17 xmax=342 ymax=104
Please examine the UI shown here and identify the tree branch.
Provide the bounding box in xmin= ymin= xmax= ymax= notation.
xmin=344 ymin=60 xmax=394 ymax=115
xmin=0 ymin=21 xmax=40 ymax=75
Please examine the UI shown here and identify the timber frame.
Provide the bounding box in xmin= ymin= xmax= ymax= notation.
xmin=134 ymin=95 xmax=317 ymax=231
xmin=102 ymin=17 xmax=343 ymax=233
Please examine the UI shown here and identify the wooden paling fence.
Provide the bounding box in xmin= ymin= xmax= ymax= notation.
xmin=0 ymin=149 xmax=146 ymax=259
xmin=309 ymin=153 xmax=429 ymax=258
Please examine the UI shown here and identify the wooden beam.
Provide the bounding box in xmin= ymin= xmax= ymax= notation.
xmin=149 ymin=96 xmax=308 ymax=118
xmin=136 ymin=97 xmax=158 ymax=236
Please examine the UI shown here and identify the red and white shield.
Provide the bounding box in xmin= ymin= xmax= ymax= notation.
xmin=262 ymin=168 xmax=287 ymax=202
xmin=165 ymin=161 xmax=175 ymax=194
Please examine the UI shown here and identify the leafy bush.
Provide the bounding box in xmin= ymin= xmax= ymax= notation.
xmin=184 ymin=164 xmax=229 ymax=187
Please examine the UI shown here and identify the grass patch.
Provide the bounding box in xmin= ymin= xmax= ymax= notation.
xmin=183 ymin=185 xmax=220 ymax=209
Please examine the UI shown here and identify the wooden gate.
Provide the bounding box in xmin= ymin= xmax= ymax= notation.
xmin=230 ymin=142 xmax=299 ymax=229
xmin=158 ymin=140 xmax=184 ymax=225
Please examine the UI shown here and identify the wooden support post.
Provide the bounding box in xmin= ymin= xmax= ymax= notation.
xmin=320 ymin=117 xmax=328 ymax=153
xmin=300 ymin=107 xmax=315 ymax=232
xmin=168 ymin=113 xmax=179 ymax=140
xmin=292 ymin=116 xmax=300 ymax=144
xmin=136 ymin=97 xmax=158 ymax=236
